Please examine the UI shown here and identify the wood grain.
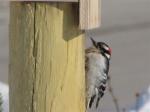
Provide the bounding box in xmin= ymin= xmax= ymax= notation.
xmin=9 ymin=2 xmax=85 ymax=112
xmin=13 ymin=0 xmax=78 ymax=1
xmin=80 ymin=0 xmax=101 ymax=30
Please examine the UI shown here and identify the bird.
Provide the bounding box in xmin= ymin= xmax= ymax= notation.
xmin=85 ymin=37 xmax=112 ymax=110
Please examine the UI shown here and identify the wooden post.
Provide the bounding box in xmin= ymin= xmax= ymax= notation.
xmin=9 ymin=2 xmax=85 ymax=112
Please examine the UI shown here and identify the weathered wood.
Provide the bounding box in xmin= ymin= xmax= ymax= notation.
xmin=80 ymin=0 xmax=101 ymax=29
xmin=9 ymin=2 xmax=85 ymax=112
xmin=11 ymin=0 xmax=78 ymax=2
xmin=9 ymin=0 xmax=101 ymax=30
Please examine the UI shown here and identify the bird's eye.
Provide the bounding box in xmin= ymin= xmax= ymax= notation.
xmin=98 ymin=45 xmax=102 ymax=50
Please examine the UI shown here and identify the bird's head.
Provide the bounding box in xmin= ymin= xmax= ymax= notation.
xmin=90 ymin=37 xmax=112 ymax=60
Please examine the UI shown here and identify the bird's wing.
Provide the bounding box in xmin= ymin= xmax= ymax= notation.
xmin=85 ymin=47 xmax=100 ymax=73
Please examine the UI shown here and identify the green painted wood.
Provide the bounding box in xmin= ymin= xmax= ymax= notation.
xmin=9 ymin=2 xmax=85 ymax=112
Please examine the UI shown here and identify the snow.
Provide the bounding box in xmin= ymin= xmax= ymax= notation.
xmin=129 ymin=86 xmax=150 ymax=112
xmin=0 ymin=82 xmax=9 ymax=112
xmin=139 ymin=101 xmax=150 ymax=112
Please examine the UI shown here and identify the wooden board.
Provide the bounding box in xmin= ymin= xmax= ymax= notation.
xmin=9 ymin=2 xmax=85 ymax=112
xmin=80 ymin=0 xmax=101 ymax=30
xmin=10 ymin=0 xmax=100 ymax=30
xmin=10 ymin=0 xmax=78 ymax=1
xmin=43 ymin=0 xmax=78 ymax=1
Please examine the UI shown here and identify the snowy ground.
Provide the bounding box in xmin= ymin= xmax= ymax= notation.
xmin=129 ymin=86 xmax=150 ymax=112
xmin=0 ymin=82 xmax=9 ymax=112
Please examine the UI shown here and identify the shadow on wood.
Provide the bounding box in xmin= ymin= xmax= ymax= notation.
xmin=9 ymin=2 xmax=85 ymax=112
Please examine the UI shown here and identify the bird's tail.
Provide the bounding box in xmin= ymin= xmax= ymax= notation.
xmin=96 ymin=91 xmax=104 ymax=108
xmin=96 ymin=96 xmax=100 ymax=108
xmin=88 ymin=94 xmax=96 ymax=109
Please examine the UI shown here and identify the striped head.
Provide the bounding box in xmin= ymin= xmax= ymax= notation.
xmin=90 ymin=37 xmax=112 ymax=60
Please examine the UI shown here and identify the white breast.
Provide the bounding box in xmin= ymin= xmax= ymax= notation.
xmin=88 ymin=53 xmax=106 ymax=72
xmin=86 ymin=53 xmax=107 ymax=87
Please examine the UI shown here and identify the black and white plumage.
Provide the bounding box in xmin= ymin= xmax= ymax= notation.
xmin=85 ymin=38 xmax=112 ymax=110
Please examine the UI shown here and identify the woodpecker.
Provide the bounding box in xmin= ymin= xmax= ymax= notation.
xmin=85 ymin=37 xmax=112 ymax=109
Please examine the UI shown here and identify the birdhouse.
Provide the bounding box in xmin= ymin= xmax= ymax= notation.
xmin=48 ymin=0 xmax=100 ymax=30
xmin=18 ymin=0 xmax=101 ymax=30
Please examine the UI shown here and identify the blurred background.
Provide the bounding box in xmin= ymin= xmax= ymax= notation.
xmin=0 ymin=0 xmax=150 ymax=112
xmin=0 ymin=1 xmax=9 ymax=84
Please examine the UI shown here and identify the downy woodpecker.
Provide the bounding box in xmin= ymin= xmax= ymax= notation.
xmin=85 ymin=37 xmax=112 ymax=109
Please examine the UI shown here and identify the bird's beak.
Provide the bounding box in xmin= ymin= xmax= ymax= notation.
xmin=90 ymin=37 xmax=97 ymax=48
